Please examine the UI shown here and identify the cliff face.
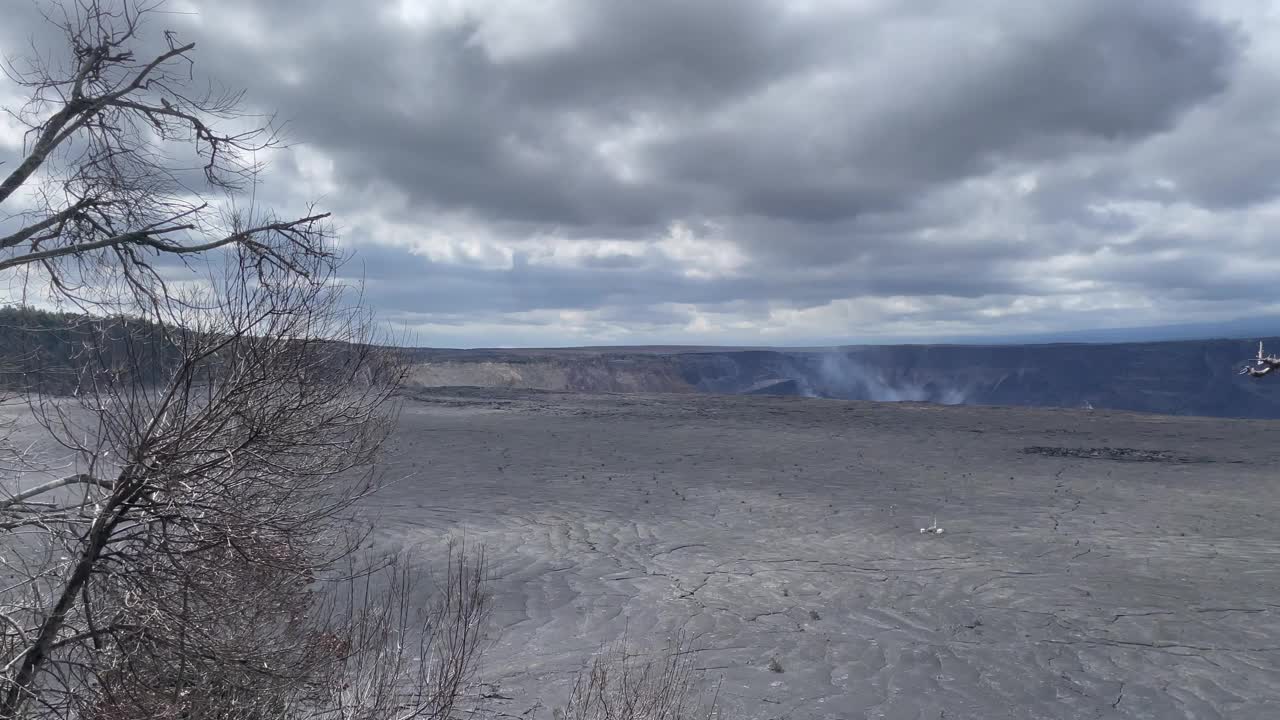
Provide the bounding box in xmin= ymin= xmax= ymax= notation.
xmin=9 ymin=305 xmax=1273 ymax=417
xmin=404 ymin=354 xmax=698 ymax=394
xmin=405 ymin=338 xmax=1280 ymax=419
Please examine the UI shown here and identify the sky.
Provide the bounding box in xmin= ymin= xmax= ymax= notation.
xmin=3 ymin=0 xmax=1280 ymax=348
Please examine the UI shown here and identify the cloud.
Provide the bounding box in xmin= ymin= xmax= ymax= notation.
xmin=3 ymin=0 xmax=1278 ymax=346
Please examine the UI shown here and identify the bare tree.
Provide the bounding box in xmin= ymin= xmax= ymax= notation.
xmin=0 ymin=250 xmax=492 ymax=718
xmin=0 ymin=3 xmax=493 ymax=718
xmin=555 ymin=635 xmax=720 ymax=720
xmin=1 ymin=0 xmax=332 ymax=306
xmin=1241 ymin=341 xmax=1280 ymax=378
xmin=320 ymin=543 xmax=492 ymax=720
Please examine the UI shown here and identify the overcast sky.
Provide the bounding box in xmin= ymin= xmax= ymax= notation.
xmin=4 ymin=0 xmax=1280 ymax=347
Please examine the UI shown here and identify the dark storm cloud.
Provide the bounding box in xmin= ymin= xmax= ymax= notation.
xmin=170 ymin=0 xmax=828 ymax=227
xmin=163 ymin=0 xmax=1241 ymax=227
xmin=4 ymin=0 xmax=1277 ymax=344
xmin=650 ymin=0 xmax=1238 ymax=223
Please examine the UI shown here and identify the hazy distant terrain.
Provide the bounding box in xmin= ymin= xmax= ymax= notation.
xmin=363 ymin=389 xmax=1280 ymax=719
xmin=406 ymin=337 xmax=1280 ymax=418
xmin=5 ymin=306 xmax=1278 ymax=417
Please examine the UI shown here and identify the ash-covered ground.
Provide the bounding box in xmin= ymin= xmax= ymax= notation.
xmin=362 ymin=389 xmax=1280 ymax=719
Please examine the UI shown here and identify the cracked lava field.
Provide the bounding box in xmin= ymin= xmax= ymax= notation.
xmin=361 ymin=388 xmax=1280 ymax=719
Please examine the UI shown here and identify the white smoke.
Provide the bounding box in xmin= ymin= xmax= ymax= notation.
xmin=811 ymin=352 xmax=970 ymax=405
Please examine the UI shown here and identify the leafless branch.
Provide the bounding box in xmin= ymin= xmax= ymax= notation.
xmin=0 ymin=3 xmax=487 ymax=718
xmin=557 ymin=634 xmax=721 ymax=720
xmin=0 ymin=250 xmax=431 ymax=718
xmin=1 ymin=0 xmax=337 ymax=308
xmin=0 ymin=473 xmax=113 ymax=510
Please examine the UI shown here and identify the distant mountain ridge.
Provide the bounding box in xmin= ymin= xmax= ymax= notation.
xmin=6 ymin=306 xmax=1280 ymax=418
xmin=406 ymin=338 xmax=1280 ymax=419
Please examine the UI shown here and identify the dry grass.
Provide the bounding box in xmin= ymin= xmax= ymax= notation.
xmin=555 ymin=634 xmax=720 ymax=720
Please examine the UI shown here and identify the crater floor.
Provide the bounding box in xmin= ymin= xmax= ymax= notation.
xmin=363 ymin=388 xmax=1280 ymax=719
